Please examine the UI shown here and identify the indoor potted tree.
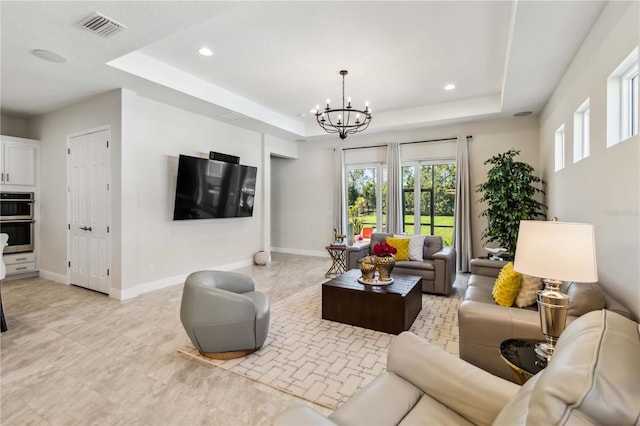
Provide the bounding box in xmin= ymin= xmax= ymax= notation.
xmin=475 ymin=149 xmax=547 ymax=259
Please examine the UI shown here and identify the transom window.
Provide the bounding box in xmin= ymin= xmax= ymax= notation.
xmin=607 ymin=47 xmax=639 ymax=147
xmin=555 ymin=124 xmax=565 ymax=172
xmin=573 ymin=99 xmax=590 ymax=163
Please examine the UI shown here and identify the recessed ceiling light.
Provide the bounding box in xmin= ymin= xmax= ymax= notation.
xmin=444 ymin=83 xmax=456 ymax=91
xmin=514 ymin=111 xmax=532 ymax=117
xmin=31 ymin=49 xmax=66 ymax=63
xmin=198 ymin=47 xmax=213 ymax=57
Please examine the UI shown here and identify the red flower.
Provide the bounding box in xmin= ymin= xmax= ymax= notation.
xmin=373 ymin=242 xmax=397 ymax=257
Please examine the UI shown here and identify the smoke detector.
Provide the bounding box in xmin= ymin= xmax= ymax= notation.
xmin=78 ymin=12 xmax=127 ymax=38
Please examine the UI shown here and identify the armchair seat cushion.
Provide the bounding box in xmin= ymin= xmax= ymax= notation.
xmin=394 ymin=259 xmax=435 ymax=271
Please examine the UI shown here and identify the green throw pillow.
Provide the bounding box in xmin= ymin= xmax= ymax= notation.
xmin=492 ymin=262 xmax=522 ymax=307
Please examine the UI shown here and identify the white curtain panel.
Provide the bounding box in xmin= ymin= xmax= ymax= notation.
xmin=334 ymin=147 xmax=346 ymax=236
xmin=386 ymin=142 xmax=403 ymax=234
xmin=454 ymin=135 xmax=472 ymax=272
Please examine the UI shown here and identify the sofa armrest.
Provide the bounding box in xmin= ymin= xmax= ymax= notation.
xmin=432 ymin=246 xmax=456 ymax=293
xmin=345 ymin=243 xmax=370 ymax=270
xmin=273 ymin=405 xmax=337 ymax=426
xmin=432 ymin=245 xmax=455 ymax=264
xmin=470 ymin=258 xmax=507 ymax=278
xmin=387 ymin=332 xmax=519 ymax=426
xmin=458 ymin=299 xmax=546 ymax=347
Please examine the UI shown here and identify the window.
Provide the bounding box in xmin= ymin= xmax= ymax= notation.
xmin=607 ymin=47 xmax=639 ymax=147
xmin=346 ymin=164 xmax=386 ymax=238
xmin=630 ymin=71 xmax=638 ymax=136
xmin=401 ymin=161 xmax=456 ymax=245
xmin=573 ymin=99 xmax=590 ymax=163
xmin=555 ymin=124 xmax=565 ymax=172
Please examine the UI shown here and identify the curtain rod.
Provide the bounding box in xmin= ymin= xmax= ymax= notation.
xmin=341 ymin=135 xmax=472 ymax=151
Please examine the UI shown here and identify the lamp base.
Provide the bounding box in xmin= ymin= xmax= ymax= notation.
xmin=534 ymin=341 xmax=555 ymax=362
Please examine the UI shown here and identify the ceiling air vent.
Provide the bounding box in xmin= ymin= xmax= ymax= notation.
xmin=78 ymin=12 xmax=127 ymax=38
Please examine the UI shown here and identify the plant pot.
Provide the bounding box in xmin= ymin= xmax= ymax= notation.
xmin=375 ymin=255 xmax=395 ymax=281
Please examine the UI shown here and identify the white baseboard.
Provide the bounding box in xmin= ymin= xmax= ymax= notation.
xmin=38 ymin=269 xmax=69 ymax=284
xmin=109 ymin=258 xmax=255 ymax=300
xmin=271 ymin=247 xmax=329 ymax=258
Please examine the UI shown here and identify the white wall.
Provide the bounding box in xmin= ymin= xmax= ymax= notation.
xmin=120 ymin=93 xmax=266 ymax=296
xmin=1 ymin=114 xmax=29 ymax=138
xmin=272 ymin=115 xmax=540 ymax=258
xmin=29 ymin=90 xmax=123 ymax=285
xmin=29 ymin=88 xmax=299 ymax=298
xmin=271 ymin=141 xmax=337 ymax=257
xmin=539 ymin=1 xmax=639 ymax=320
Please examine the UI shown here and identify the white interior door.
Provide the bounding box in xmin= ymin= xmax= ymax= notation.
xmin=68 ymin=128 xmax=111 ymax=294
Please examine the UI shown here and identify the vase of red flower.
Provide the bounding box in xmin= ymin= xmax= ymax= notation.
xmin=372 ymin=242 xmax=397 ymax=281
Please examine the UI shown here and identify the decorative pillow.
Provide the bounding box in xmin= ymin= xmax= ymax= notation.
xmin=492 ymin=262 xmax=522 ymax=307
xmin=386 ymin=237 xmax=410 ymax=261
xmin=563 ymin=282 xmax=606 ymax=316
xmin=514 ymin=274 xmax=542 ymax=308
xmin=394 ymin=234 xmax=426 ymax=261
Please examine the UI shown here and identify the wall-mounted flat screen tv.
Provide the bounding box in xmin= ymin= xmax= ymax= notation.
xmin=173 ymin=154 xmax=257 ymax=220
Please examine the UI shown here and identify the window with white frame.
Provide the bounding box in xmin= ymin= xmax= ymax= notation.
xmin=555 ymin=124 xmax=565 ymax=172
xmin=573 ymin=99 xmax=590 ymax=163
xmin=607 ymin=47 xmax=639 ymax=147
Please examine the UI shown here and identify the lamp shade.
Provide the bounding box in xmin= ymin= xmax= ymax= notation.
xmin=513 ymin=220 xmax=598 ymax=282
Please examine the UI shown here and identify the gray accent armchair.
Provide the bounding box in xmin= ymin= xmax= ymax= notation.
xmin=180 ymin=270 xmax=270 ymax=359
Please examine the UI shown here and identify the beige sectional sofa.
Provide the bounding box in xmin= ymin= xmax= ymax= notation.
xmin=275 ymin=309 xmax=640 ymax=425
xmin=458 ymin=258 xmax=632 ymax=381
xmin=345 ymin=232 xmax=456 ymax=295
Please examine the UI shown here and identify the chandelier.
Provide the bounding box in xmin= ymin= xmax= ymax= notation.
xmin=312 ymin=70 xmax=372 ymax=139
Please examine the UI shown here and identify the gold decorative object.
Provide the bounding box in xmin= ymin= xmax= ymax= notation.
xmin=375 ymin=255 xmax=395 ymax=281
xmin=360 ymin=255 xmax=376 ymax=281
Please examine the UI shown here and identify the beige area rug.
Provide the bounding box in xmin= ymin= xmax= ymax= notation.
xmin=178 ymin=283 xmax=461 ymax=410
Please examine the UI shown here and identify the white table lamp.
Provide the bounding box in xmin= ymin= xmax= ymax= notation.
xmin=513 ymin=219 xmax=598 ymax=361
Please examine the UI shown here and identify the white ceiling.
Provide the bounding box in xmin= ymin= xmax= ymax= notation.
xmin=1 ymin=1 xmax=606 ymax=140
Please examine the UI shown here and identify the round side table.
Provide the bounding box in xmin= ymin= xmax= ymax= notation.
xmin=499 ymin=338 xmax=547 ymax=384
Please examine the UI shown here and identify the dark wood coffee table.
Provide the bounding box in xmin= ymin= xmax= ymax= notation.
xmin=322 ymin=269 xmax=423 ymax=334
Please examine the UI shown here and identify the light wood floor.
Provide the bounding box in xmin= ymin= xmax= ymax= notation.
xmin=1 ymin=253 xmax=334 ymax=425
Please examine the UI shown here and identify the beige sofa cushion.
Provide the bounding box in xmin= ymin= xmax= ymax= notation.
xmin=562 ymin=281 xmax=606 ymax=316
xmin=328 ymin=372 xmax=422 ymax=426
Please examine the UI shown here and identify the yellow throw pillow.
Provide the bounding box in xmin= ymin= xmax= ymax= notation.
xmin=492 ymin=262 xmax=522 ymax=307
xmin=386 ymin=237 xmax=410 ymax=261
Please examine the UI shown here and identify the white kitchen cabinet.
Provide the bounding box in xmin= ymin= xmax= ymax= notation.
xmin=1 ymin=136 xmax=38 ymax=186
xmin=3 ymin=252 xmax=36 ymax=276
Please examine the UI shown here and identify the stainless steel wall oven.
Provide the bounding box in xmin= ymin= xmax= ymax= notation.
xmin=0 ymin=192 xmax=35 ymax=254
